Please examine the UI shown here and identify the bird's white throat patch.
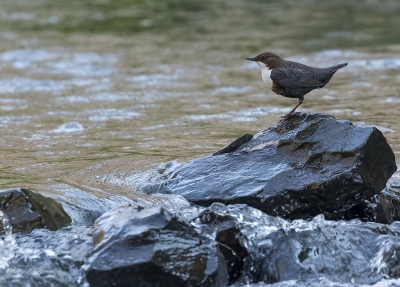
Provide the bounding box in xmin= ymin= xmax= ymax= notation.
xmin=257 ymin=61 xmax=273 ymax=90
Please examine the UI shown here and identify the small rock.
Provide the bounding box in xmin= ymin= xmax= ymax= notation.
xmin=351 ymin=176 xmax=400 ymax=224
xmin=192 ymin=206 xmax=250 ymax=284
xmin=374 ymin=182 xmax=400 ymax=224
xmin=0 ymin=189 xmax=44 ymax=233
xmin=0 ymin=188 xmax=71 ymax=233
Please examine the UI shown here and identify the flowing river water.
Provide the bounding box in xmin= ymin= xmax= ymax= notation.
xmin=0 ymin=0 xmax=399 ymax=196
xmin=0 ymin=0 xmax=400 ymax=285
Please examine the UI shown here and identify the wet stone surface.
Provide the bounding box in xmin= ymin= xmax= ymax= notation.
xmin=186 ymin=203 xmax=400 ymax=285
xmin=374 ymin=181 xmax=400 ymax=224
xmin=192 ymin=209 xmax=250 ymax=284
xmin=142 ymin=113 xmax=396 ymax=221
xmin=355 ymin=175 xmax=400 ymax=224
xmin=257 ymin=219 xmax=400 ymax=285
xmin=83 ymin=205 xmax=229 ymax=287
xmin=0 ymin=189 xmax=44 ymax=234
xmin=0 ymin=188 xmax=71 ymax=233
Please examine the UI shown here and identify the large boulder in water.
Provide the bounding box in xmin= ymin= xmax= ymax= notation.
xmin=83 ymin=205 xmax=228 ymax=287
xmin=143 ymin=113 xmax=396 ymax=220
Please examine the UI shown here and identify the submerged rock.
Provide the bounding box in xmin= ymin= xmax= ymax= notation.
xmin=39 ymin=182 xmax=192 ymax=226
xmin=143 ymin=113 xmax=396 ymax=220
xmin=39 ymin=183 xmax=137 ymax=226
xmin=0 ymin=188 xmax=71 ymax=233
xmin=83 ymin=205 xmax=229 ymax=287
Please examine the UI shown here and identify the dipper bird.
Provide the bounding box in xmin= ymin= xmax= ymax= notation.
xmin=246 ymin=52 xmax=347 ymax=119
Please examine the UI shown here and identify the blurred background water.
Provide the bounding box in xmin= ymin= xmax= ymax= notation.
xmin=0 ymin=0 xmax=399 ymax=197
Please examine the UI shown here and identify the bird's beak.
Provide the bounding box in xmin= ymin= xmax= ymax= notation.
xmin=246 ymin=57 xmax=256 ymax=61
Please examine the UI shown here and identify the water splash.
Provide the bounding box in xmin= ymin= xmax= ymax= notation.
xmin=51 ymin=122 xmax=86 ymax=133
xmin=0 ymin=222 xmax=92 ymax=286
xmin=0 ymin=211 xmax=15 ymax=271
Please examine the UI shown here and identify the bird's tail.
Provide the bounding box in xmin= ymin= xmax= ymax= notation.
xmin=327 ymin=62 xmax=348 ymax=73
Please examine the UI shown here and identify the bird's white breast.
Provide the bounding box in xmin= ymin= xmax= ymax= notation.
xmin=257 ymin=61 xmax=273 ymax=90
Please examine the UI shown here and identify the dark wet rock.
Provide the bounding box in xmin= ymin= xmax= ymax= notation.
xmin=143 ymin=113 xmax=396 ymax=220
xmin=349 ymin=175 xmax=400 ymax=224
xmin=0 ymin=188 xmax=71 ymax=233
xmin=0 ymin=189 xmax=44 ymax=233
xmin=188 ymin=203 xmax=286 ymax=284
xmin=256 ymin=217 xmax=400 ymax=285
xmin=83 ymin=205 xmax=229 ymax=287
xmin=213 ymin=133 xmax=253 ymax=156
xmin=374 ymin=181 xmax=400 ymax=224
xmin=192 ymin=209 xmax=250 ymax=284
xmin=22 ymin=188 xmax=72 ymax=230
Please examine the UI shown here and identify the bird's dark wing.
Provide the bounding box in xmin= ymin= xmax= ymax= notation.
xmin=271 ymin=67 xmax=326 ymax=88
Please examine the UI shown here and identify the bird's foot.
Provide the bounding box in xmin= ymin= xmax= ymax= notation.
xmin=280 ymin=112 xmax=301 ymax=121
xmin=279 ymin=116 xmax=289 ymax=122
xmin=280 ymin=113 xmax=293 ymax=120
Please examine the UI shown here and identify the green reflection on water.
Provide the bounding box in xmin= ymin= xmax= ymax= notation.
xmin=1 ymin=0 xmax=400 ymax=51
xmin=2 ymin=0 xmax=213 ymax=33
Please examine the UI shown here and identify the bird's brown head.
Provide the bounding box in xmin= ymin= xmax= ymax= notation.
xmin=246 ymin=52 xmax=284 ymax=69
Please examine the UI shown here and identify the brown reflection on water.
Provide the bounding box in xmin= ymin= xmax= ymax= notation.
xmin=0 ymin=0 xmax=398 ymax=194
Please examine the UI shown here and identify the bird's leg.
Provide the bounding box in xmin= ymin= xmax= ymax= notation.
xmin=281 ymin=98 xmax=304 ymax=119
